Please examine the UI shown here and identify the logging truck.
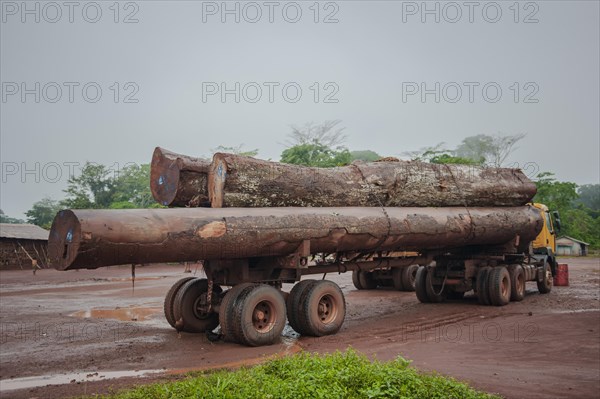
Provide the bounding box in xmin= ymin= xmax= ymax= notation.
xmin=48 ymin=203 xmax=560 ymax=347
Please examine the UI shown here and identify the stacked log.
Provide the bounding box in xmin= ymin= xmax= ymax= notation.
xmin=150 ymin=147 xmax=211 ymax=207
xmin=48 ymin=148 xmax=541 ymax=270
xmin=151 ymin=148 xmax=536 ymax=208
xmin=48 ymin=206 xmax=542 ymax=270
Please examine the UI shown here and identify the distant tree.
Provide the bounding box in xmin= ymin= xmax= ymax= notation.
xmin=576 ymin=184 xmax=600 ymax=213
xmin=350 ymin=150 xmax=382 ymax=162
xmin=61 ymin=162 xmax=158 ymax=209
xmin=532 ymin=172 xmax=600 ymax=248
xmin=285 ymin=120 xmax=347 ymax=149
xmin=561 ymin=208 xmax=600 ymax=248
xmin=111 ymin=164 xmax=155 ymax=208
xmin=429 ymin=153 xmax=482 ymax=165
xmin=533 ymin=172 xmax=578 ymax=213
xmin=109 ymin=201 xmax=137 ymax=209
xmin=61 ymin=162 xmax=115 ymax=209
xmin=0 ymin=209 xmax=25 ymax=224
xmin=407 ymin=143 xmax=482 ymax=165
xmin=211 ymin=144 xmax=259 ymax=157
xmin=25 ymin=197 xmax=61 ymax=229
xmin=281 ymin=120 xmax=351 ymax=167
xmin=281 ymin=143 xmax=351 ymax=167
xmin=455 ymin=133 xmax=526 ymax=167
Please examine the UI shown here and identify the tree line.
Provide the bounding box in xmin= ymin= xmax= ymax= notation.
xmin=3 ymin=121 xmax=598 ymax=248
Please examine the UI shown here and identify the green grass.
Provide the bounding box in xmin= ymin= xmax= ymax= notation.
xmin=85 ymin=349 xmax=499 ymax=399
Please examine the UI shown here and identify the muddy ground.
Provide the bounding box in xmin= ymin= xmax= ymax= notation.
xmin=0 ymin=257 xmax=598 ymax=399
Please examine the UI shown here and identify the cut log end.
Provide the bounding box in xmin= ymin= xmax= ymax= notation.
xmin=48 ymin=210 xmax=82 ymax=271
xmin=150 ymin=147 xmax=182 ymax=206
xmin=150 ymin=147 xmax=211 ymax=207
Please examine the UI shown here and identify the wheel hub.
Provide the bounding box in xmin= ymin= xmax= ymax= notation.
xmin=318 ymin=295 xmax=337 ymax=323
xmin=252 ymin=301 xmax=274 ymax=333
xmin=193 ymin=292 xmax=211 ymax=319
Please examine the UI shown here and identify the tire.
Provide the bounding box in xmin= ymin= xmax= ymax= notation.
xmin=173 ymin=278 xmax=222 ymax=333
xmin=287 ymin=280 xmax=318 ymax=335
xmin=415 ymin=266 xmax=430 ymax=303
xmin=509 ymin=265 xmax=526 ymax=302
xmin=231 ymin=284 xmax=287 ymax=346
xmin=425 ymin=268 xmax=446 ymax=303
xmin=391 ymin=268 xmax=405 ymax=291
xmin=296 ymin=280 xmax=346 ymax=337
xmin=219 ymin=283 xmax=256 ymax=341
xmin=358 ymin=271 xmax=378 ymax=290
xmin=351 ymin=270 xmax=363 ymax=290
xmin=476 ymin=267 xmax=492 ymax=306
xmin=401 ymin=265 xmax=419 ymax=292
xmin=537 ymin=261 xmax=553 ymax=294
xmin=489 ymin=267 xmax=511 ymax=306
xmin=163 ymin=277 xmax=196 ymax=328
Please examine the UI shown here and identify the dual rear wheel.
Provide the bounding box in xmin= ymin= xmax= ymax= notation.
xmin=164 ymin=277 xmax=222 ymax=333
xmin=164 ymin=278 xmax=345 ymax=346
xmin=287 ymin=280 xmax=346 ymax=337
xmin=414 ymin=266 xmax=456 ymax=303
xmin=415 ymin=264 xmax=527 ymax=307
xmin=478 ymin=265 xmax=527 ymax=306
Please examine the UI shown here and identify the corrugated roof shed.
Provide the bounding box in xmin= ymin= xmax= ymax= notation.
xmin=557 ymin=236 xmax=590 ymax=246
xmin=0 ymin=224 xmax=49 ymax=240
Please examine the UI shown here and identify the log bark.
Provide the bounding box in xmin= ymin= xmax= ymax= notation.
xmin=208 ymin=153 xmax=536 ymax=208
xmin=150 ymin=147 xmax=211 ymax=207
xmin=48 ymin=206 xmax=542 ymax=270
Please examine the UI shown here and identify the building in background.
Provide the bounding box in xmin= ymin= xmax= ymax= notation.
xmin=0 ymin=224 xmax=49 ymax=270
xmin=556 ymin=236 xmax=590 ymax=257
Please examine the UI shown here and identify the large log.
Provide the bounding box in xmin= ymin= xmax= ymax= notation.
xmin=150 ymin=147 xmax=211 ymax=207
xmin=48 ymin=206 xmax=542 ymax=270
xmin=208 ymin=153 xmax=536 ymax=208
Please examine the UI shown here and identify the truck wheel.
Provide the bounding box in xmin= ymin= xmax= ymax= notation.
xmin=391 ymin=268 xmax=405 ymax=291
xmin=219 ymin=283 xmax=255 ymax=341
xmin=415 ymin=266 xmax=430 ymax=303
xmin=231 ymin=284 xmax=286 ymax=346
xmin=296 ymin=280 xmax=346 ymax=337
xmin=287 ymin=280 xmax=317 ymax=335
xmin=358 ymin=271 xmax=378 ymax=290
xmin=476 ymin=267 xmax=492 ymax=306
xmin=537 ymin=262 xmax=553 ymax=294
xmin=173 ymin=278 xmax=222 ymax=333
xmin=425 ymin=268 xmax=446 ymax=303
xmin=401 ymin=265 xmax=419 ymax=292
xmin=509 ymin=265 xmax=526 ymax=302
xmin=489 ymin=267 xmax=511 ymax=306
xmin=163 ymin=277 xmax=196 ymax=328
xmin=351 ymin=270 xmax=363 ymax=290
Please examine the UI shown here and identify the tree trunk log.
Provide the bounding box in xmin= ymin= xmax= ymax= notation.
xmin=208 ymin=153 xmax=536 ymax=208
xmin=150 ymin=147 xmax=211 ymax=207
xmin=49 ymin=206 xmax=542 ymax=270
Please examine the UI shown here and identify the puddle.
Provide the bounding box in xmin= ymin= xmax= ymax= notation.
xmin=70 ymin=306 xmax=162 ymax=322
xmin=109 ymin=277 xmax=164 ymax=282
xmin=0 ymin=369 xmax=164 ymax=392
xmin=551 ymin=308 xmax=600 ymax=314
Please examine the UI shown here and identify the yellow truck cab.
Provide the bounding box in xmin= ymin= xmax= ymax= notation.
xmin=531 ymin=203 xmax=560 ymax=254
xmin=530 ymin=202 xmax=561 ymax=289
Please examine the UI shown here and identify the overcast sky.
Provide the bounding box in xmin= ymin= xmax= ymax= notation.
xmin=1 ymin=0 xmax=599 ymax=219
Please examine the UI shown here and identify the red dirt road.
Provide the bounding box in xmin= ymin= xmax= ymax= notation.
xmin=1 ymin=258 xmax=598 ymax=398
